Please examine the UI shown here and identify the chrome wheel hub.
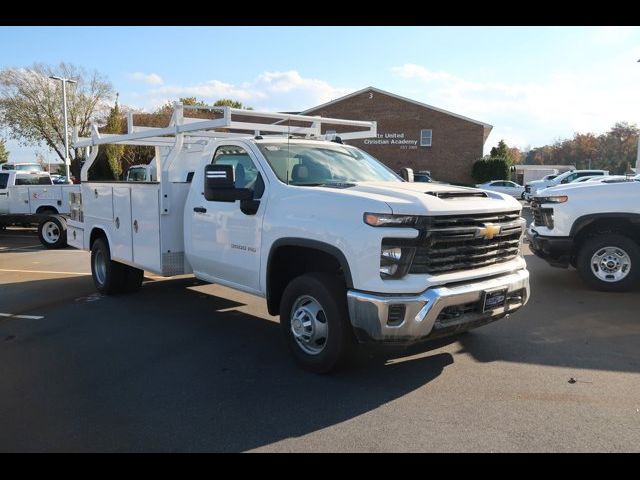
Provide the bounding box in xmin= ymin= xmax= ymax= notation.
xmin=591 ymin=246 xmax=631 ymax=282
xmin=290 ymin=295 xmax=328 ymax=355
xmin=43 ymin=221 xmax=60 ymax=243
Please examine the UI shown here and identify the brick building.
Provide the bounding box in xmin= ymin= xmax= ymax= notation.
xmin=299 ymin=87 xmax=492 ymax=185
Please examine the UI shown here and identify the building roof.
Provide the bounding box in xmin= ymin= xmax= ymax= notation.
xmin=514 ymin=164 xmax=576 ymax=171
xmin=299 ymin=86 xmax=493 ymax=142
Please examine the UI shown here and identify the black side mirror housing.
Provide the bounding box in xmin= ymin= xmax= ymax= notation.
xmin=204 ymin=164 xmax=253 ymax=202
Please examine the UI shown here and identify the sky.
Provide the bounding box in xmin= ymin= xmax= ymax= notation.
xmin=1 ymin=26 xmax=640 ymax=163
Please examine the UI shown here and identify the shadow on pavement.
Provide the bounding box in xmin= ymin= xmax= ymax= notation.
xmin=0 ymin=276 xmax=453 ymax=452
xmin=456 ymin=253 xmax=640 ymax=373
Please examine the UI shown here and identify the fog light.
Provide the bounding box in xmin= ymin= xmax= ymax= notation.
xmin=381 ymin=247 xmax=402 ymax=261
xmin=380 ymin=264 xmax=399 ymax=277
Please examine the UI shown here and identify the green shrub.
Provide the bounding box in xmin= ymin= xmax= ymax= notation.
xmin=472 ymin=157 xmax=510 ymax=183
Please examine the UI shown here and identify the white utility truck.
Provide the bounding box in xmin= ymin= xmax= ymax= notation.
xmin=0 ymin=170 xmax=80 ymax=248
xmin=528 ymin=178 xmax=640 ymax=291
xmin=68 ymin=104 xmax=530 ymax=372
xmin=125 ymin=164 xmax=156 ymax=182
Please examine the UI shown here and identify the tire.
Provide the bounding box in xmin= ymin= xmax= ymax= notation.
xmin=521 ymin=192 xmax=526 ymax=200
xmin=91 ymin=238 xmax=127 ymax=295
xmin=38 ymin=215 xmax=67 ymax=249
xmin=576 ymin=233 xmax=640 ymax=292
xmin=280 ymin=272 xmax=355 ymax=374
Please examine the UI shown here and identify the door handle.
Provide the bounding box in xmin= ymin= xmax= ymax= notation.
xmin=193 ymin=207 xmax=207 ymax=213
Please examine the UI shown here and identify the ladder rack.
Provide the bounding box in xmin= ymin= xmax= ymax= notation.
xmin=73 ymin=103 xmax=377 ymax=149
xmin=74 ymin=102 xmax=377 ymax=194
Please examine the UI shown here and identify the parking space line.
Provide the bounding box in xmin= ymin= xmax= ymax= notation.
xmin=0 ymin=313 xmax=44 ymax=320
xmin=0 ymin=268 xmax=91 ymax=276
xmin=0 ymin=245 xmax=43 ymax=252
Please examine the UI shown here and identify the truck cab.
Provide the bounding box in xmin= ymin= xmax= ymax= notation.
xmin=125 ymin=164 xmax=156 ymax=182
xmin=68 ymin=104 xmax=531 ymax=373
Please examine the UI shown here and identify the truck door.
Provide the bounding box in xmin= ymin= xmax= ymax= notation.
xmin=0 ymin=173 xmax=9 ymax=214
xmin=190 ymin=143 xmax=267 ymax=293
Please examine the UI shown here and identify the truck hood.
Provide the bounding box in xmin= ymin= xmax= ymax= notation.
xmin=319 ymin=181 xmax=522 ymax=215
xmin=527 ymin=179 xmax=550 ymax=187
xmin=537 ymin=180 xmax=639 ymax=197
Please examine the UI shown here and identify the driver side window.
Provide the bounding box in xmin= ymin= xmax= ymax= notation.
xmin=212 ymin=145 xmax=264 ymax=198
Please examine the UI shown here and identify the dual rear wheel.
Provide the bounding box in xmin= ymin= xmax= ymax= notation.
xmin=91 ymin=238 xmax=144 ymax=294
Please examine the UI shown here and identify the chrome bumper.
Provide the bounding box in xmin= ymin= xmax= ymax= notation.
xmin=346 ymin=269 xmax=530 ymax=344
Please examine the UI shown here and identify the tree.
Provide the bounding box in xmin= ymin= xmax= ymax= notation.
xmin=0 ymin=138 xmax=8 ymax=164
xmin=213 ymin=98 xmax=247 ymax=109
xmin=489 ymin=139 xmax=516 ymax=165
xmin=0 ymin=62 xmax=114 ymax=176
xmin=104 ymin=96 xmax=125 ymax=180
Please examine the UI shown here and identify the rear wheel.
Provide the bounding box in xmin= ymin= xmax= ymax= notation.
xmin=576 ymin=233 xmax=639 ymax=292
xmin=91 ymin=238 xmax=126 ymax=294
xmin=280 ymin=272 xmax=355 ymax=373
xmin=38 ymin=215 xmax=67 ymax=249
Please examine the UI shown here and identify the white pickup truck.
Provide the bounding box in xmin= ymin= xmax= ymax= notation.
xmin=528 ymin=178 xmax=640 ymax=291
xmin=0 ymin=170 xmax=80 ymax=248
xmin=524 ymin=169 xmax=609 ymax=200
xmin=68 ymin=104 xmax=530 ymax=372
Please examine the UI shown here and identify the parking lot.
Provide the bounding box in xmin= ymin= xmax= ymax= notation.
xmin=1 ymin=224 xmax=639 ymax=452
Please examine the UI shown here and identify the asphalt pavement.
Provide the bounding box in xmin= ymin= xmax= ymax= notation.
xmin=0 ymin=225 xmax=639 ymax=452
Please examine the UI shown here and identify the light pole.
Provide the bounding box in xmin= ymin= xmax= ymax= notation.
xmin=49 ymin=75 xmax=77 ymax=182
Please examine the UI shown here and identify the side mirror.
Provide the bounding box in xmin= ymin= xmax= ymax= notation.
xmin=204 ymin=164 xmax=252 ymax=202
xmin=400 ymin=167 xmax=414 ymax=182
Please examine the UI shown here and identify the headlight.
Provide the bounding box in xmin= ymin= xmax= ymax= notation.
xmin=380 ymin=245 xmax=415 ymax=279
xmin=364 ymin=213 xmax=419 ymax=227
xmin=536 ymin=195 xmax=568 ymax=204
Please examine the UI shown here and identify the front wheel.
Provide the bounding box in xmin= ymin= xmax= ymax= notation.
xmin=576 ymin=233 xmax=639 ymax=292
xmin=38 ymin=215 xmax=67 ymax=249
xmin=280 ymin=272 xmax=355 ymax=373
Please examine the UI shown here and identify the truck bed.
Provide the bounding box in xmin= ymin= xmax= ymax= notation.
xmin=67 ymin=181 xmax=192 ymax=276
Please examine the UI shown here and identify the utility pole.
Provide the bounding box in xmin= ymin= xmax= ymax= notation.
xmin=49 ymin=76 xmax=77 ymax=182
xmin=637 ymin=60 xmax=640 ymax=172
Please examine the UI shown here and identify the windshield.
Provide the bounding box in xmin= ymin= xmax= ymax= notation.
xmin=15 ymin=174 xmax=52 ymax=185
xmin=257 ymin=142 xmax=402 ymax=186
xmin=127 ymin=168 xmax=147 ymax=181
xmin=16 ymin=164 xmax=44 ymax=172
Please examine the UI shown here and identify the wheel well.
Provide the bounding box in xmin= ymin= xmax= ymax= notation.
xmin=89 ymin=228 xmax=107 ymax=248
xmin=36 ymin=206 xmax=58 ymax=214
xmin=267 ymin=245 xmax=346 ymax=316
xmin=574 ymin=218 xmax=640 ymax=250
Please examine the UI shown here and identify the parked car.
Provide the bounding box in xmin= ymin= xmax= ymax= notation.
xmin=476 ymin=180 xmax=525 ymax=199
xmin=413 ymin=172 xmax=433 ymax=183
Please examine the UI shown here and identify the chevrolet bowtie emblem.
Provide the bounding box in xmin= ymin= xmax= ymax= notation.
xmin=477 ymin=223 xmax=501 ymax=240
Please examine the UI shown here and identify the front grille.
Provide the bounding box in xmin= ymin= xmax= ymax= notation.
xmin=530 ymin=201 xmax=552 ymax=228
xmin=406 ymin=211 xmax=524 ymax=275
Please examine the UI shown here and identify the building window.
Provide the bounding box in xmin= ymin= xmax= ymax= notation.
xmin=420 ymin=129 xmax=432 ymax=147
